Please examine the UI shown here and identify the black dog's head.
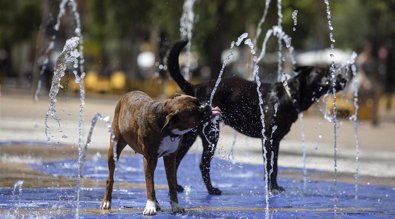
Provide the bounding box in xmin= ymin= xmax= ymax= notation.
xmin=287 ymin=65 xmax=348 ymax=112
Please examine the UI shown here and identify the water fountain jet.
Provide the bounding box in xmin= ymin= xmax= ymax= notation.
xmin=180 ymin=0 xmax=197 ymax=80
xmin=323 ymin=0 xmax=339 ymax=215
xmin=41 ymin=0 xmax=86 ymax=217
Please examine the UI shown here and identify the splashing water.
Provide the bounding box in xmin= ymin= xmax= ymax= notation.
xmin=256 ymin=26 xmax=296 ymax=70
xmin=208 ymin=31 xmax=275 ymax=218
xmin=323 ymin=0 xmax=339 ymax=215
xmin=35 ymin=0 xmax=84 ymax=101
xmin=345 ymin=52 xmax=360 ymax=199
xmin=276 ymin=0 xmax=284 ymax=82
xmin=11 ymin=180 xmax=24 ymax=215
xmin=34 ymin=0 xmax=67 ymax=101
xmin=208 ymin=24 xmax=299 ymax=218
xmin=67 ymin=2 xmax=86 ymax=217
xmin=54 ymin=0 xmax=69 ymax=31
xmin=241 ymin=34 xmax=271 ymax=218
xmin=44 ymin=37 xmax=81 ymax=141
xmin=43 ymin=35 xmax=84 ymax=217
xmin=253 ymin=0 xmax=272 ymax=48
xmin=209 ymin=32 xmax=249 ymax=106
xmin=249 ymin=0 xmax=272 ymax=80
xmin=34 ymin=42 xmax=54 ymax=101
xmin=80 ymin=113 xmax=114 ymax=170
xmin=299 ymin=113 xmax=308 ymax=190
xmin=227 ymin=130 xmax=238 ymax=163
xmin=42 ymin=0 xmax=86 ymax=217
xmin=252 ymin=60 xmax=270 ymax=219
xmin=77 ymin=113 xmax=115 ymax=214
xmin=12 ymin=180 xmax=24 ymax=197
xmin=251 ymin=31 xmax=296 ymax=216
xmin=268 ymin=101 xmax=280 ymax=188
xmin=292 ymin=10 xmax=299 ymax=32
xmin=180 ymin=0 xmax=197 ymax=80
xmin=351 ymin=71 xmax=360 ymax=200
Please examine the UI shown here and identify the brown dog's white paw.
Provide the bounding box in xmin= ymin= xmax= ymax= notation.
xmin=100 ymin=200 xmax=111 ymax=209
xmin=143 ymin=200 xmax=157 ymax=215
xmin=170 ymin=201 xmax=185 ymax=214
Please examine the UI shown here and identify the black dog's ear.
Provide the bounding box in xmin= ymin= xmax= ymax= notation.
xmin=288 ymin=76 xmax=300 ymax=95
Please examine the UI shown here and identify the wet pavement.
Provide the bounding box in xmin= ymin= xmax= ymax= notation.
xmin=0 ymin=147 xmax=394 ymax=218
xmin=1 ymin=91 xmax=395 ymax=218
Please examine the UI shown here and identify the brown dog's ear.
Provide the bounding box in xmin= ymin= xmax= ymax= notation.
xmin=170 ymin=93 xmax=183 ymax=99
xmin=161 ymin=112 xmax=178 ymax=133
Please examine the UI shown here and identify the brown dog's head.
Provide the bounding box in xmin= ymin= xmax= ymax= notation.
xmin=162 ymin=94 xmax=212 ymax=135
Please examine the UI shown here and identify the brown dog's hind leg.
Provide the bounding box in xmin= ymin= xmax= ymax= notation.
xmin=164 ymin=153 xmax=185 ymax=214
xmin=100 ymin=137 xmax=127 ymax=209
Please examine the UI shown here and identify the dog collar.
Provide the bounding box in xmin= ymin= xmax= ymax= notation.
xmin=168 ymin=132 xmax=181 ymax=142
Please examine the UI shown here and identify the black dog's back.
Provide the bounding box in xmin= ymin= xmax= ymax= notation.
xmin=167 ymin=40 xmax=299 ymax=138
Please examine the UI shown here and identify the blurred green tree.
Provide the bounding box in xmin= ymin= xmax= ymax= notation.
xmin=2 ymin=0 xmax=395 ymax=83
xmin=0 ymin=0 xmax=41 ymax=79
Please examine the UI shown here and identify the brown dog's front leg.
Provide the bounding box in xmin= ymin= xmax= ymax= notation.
xmin=164 ymin=153 xmax=185 ymax=214
xmin=143 ymin=157 xmax=160 ymax=215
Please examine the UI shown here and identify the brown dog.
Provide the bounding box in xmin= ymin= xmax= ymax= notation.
xmin=100 ymin=91 xmax=219 ymax=215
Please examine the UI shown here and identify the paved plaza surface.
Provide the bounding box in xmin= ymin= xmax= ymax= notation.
xmin=1 ymin=89 xmax=395 ymax=217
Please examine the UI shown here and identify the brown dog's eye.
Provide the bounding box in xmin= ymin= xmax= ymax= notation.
xmin=172 ymin=114 xmax=179 ymax=123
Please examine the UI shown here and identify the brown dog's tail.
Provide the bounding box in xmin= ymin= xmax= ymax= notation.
xmin=167 ymin=40 xmax=195 ymax=96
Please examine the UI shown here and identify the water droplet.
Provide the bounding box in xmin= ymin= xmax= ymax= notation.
xmin=230 ymin=41 xmax=235 ymax=48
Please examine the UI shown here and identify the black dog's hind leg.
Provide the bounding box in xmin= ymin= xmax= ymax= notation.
xmin=265 ymin=140 xmax=285 ymax=194
xmin=199 ymin=122 xmax=222 ymax=195
xmin=175 ymin=131 xmax=198 ymax=192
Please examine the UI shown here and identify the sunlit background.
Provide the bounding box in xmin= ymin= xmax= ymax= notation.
xmin=0 ymin=0 xmax=395 ymax=218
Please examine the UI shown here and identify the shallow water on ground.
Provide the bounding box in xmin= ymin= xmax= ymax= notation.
xmin=1 ymin=153 xmax=394 ymax=218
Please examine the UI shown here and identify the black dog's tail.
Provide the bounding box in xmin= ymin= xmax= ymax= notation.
xmin=167 ymin=40 xmax=195 ymax=96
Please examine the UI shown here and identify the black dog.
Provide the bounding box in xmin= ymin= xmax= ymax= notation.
xmin=168 ymin=40 xmax=348 ymax=195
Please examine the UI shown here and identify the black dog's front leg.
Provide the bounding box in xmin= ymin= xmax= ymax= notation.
xmin=265 ymin=140 xmax=285 ymax=194
xmin=175 ymin=131 xmax=198 ymax=192
xmin=199 ymin=122 xmax=221 ymax=195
